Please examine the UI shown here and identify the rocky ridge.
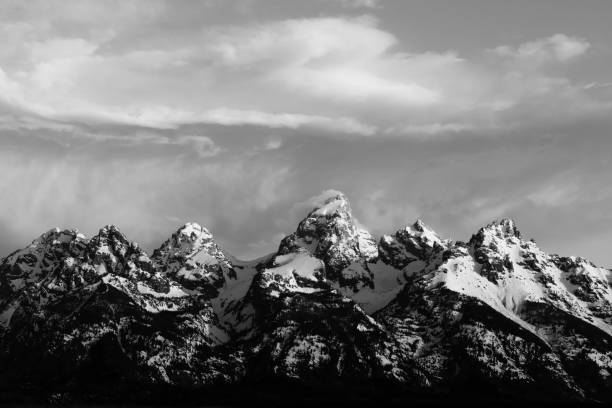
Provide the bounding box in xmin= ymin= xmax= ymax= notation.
xmin=1 ymin=191 xmax=611 ymax=403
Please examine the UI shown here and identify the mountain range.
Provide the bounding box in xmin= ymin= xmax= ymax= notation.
xmin=1 ymin=191 xmax=611 ymax=404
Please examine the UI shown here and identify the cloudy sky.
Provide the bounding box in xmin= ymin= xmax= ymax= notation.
xmin=1 ymin=0 xmax=612 ymax=266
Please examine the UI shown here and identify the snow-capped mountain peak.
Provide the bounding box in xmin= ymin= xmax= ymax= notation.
xmin=31 ymin=227 xmax=86 ymax=247
xmin=2 ymin=195 xmax=612 ymax=403
xmin=291 ymin=191 xmax=354 ymax=246
xmin=156 ymin=222 xmax=215 ymax=259
xmin=404 ymin=219 xmax=445 ymax=247
xmin=0 ymin=227 xmax=88 ymax=295
xmin=476 ymin=218 xmax=522 ymax=242
xmin=87 ymin=225 xmax=149 ymax=275
xmin=308 ymin=191 xmax=351 ymax=218
xmin=152 ymin=223 xmax=235 ymax=296
xmin=277 ymin=191 xmax=377 ymax=290
xmin=93 ymin=224 xmax=131 ymax=243
xmin=379 ymin=219 xmax=448 ymax=270
xmin=177 ymin=222 xmax=213 ymax=241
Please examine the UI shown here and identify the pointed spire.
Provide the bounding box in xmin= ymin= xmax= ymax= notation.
xmin=413 ymin=219 xmax=427 ymax=231
xmin=94 ymin=225 xmax=129 ymax=242
xmin=486 ymin=218 xmax=522 ymax=239
xmin=469 ymin=218 xmax=522 ymax=249
xmin=307 ymin=190 xmax=351 ymax=218
xmin=32 ymin=227 xmax=84 ymax=246
xmin=402 ymin=219 xmax=444 ymax=246
xmin=293 ymin=190 xmax=356 ymax=242
xmin=277 ymin=191 xmax=375 ymax=287
xmin=91 ymin=225 xmax=132 ymax=247
xmin=380 ymin=219 xmax=446 ymax=265
xmin=152 ymin=222 xmax=222 ymax=264
xmin=176 ymin=222 xmax=213 ymax=241
xmin=167 ymin=222 xmax=214 ymax=253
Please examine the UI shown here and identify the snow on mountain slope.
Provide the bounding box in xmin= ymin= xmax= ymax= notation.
xmin=551 ymin=255 xmax=612 ymax=322
xmin=152 ymin=222 xmax=236 ymax=297
xmin=271 ymin=192 xmax=407 ymax=313
xmin=229 ymin=254 xmax=410 ymax=383
xmin=381 ymin=218 xmax=612 ymax=349
xmin=411 ymin=242 xmax=549 ymax=343
xmin=210 ymin=255 xmax=268 ymax=336
xmin=2 ymin=191 xmax=612 ymax=402
xmin=277 ymin=192 xmax=377 ymax=290
xmin=0 ymin=224 xmax=214 ymax=321
xmin=151 ymin=223 xmax=274 ymax=337
xmin=213 ymin=194 xmax=418 ymax=381
xmin=372 ymin=217 xmax=612 ymax=399
xmin=0 ymin=228 xmax=87 ymax=295
xmin=378 ymin=219 xmax=448 ymax=269
xmin=339 ymin=219 xmax=451 ymax=314
xmin=468 ymin=219 xmax=612 ymax=336
xmin=258 ymin=250 xmax=326 ymax=296
xmin=342 ymin=260 xmax=404 ymax=314
xmin=0 ymin=224 xmax=243 ymax=390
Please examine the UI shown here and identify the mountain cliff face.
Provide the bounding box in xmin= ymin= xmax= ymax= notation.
xmin=1 ymin=192 xmax=611 ymax=404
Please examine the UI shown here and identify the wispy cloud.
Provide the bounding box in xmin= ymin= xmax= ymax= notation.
xmin=331 ymin=0 xmax=380 ymax=9
xmin=0 ymin=4 xmax=607 ymax=139
xmin=492 ymin=34 xmax=591 ymax=64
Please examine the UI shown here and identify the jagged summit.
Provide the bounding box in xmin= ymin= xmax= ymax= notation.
xmin=379 ymin=219 xmax=448 ymax=270
xmin=404 ymin=218 xmax=445 ymax=245
xmin=276 ymin=190 xmax=378 ymax=289
xmin=2 ymin=193 xmax=612 ymax=403
xmin=177 ymin=222 xmax=213 ymax=240
xmin=153 ymin=222 xmax=215 ymax=260
xmin=483 ymin=217 xmax=521 ymax=238
xmin=31 ymin=227 xmax=85 ymax=246
xmin=90 ymin=225 xmax=136 ymax=248
xmin=291 ymin=191 xmax=355 ymax=246
xmin=307 ymin=190 xmax=351 ymax=218
xmin=468 ymin=218 xmax=522 ymax=251
xmin=152 ymin=221 xmax=235 ymax=295
xmin=413 ymin=218 xmax=427 ymax=229
xmin=89 ymin=224 xmax=142 ymax=258
xmin=96 ymin=224 xmax=123 ymax=234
